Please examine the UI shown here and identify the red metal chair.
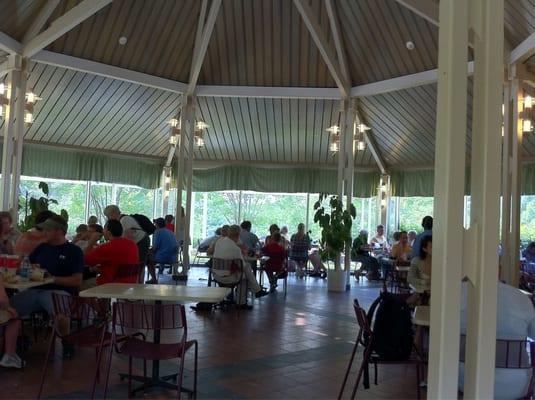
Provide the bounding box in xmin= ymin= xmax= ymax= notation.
xmin=37 ymin=293 xmax=114 ymax=399
xmin=338 ymin=298 xmax=422 ymax=400
xmin=104 ymin=301 xmax=198 ymax=399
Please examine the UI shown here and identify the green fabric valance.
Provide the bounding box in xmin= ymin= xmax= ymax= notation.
xmin=186 ymin=165 xmax=381 ymax=197
xmin=21 ymin=145 xmax=163 ymax=189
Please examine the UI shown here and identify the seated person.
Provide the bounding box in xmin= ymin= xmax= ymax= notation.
xmin=87 ymin=215 xmax=98 ymax=225
xmin=289 ymin=223 xmax=311 ymax=277
xmin=351 ymin=230 xmax=380 ymax=280
xmin=14 ymin=210 xmax=55 ymax=256
xmin=522 ymin=241 xmax=535 ymax=264
xmin=0 ymin=212 xmax=20 ymax=255
xmin=370 ymin=224 xmax=388 ymax=249
xmin=262 ymin=232 xmax=287 ymax=292
xmin=11 ymin=215 xmax=83 ymax=358
xmin=391 ymin=231 xmax=412 ymax=262
xmin=198 ymin=228 xmax=221 ymax=252
xmin=164 ymin=214 xmax=175 ymax=232
xmin=207 ymin=225 xmax=229 ymax=256
xmin=0 ymin=277 xmax=24 ymax=369
xmin=408 ymin=235 xmax=432 ymax=296
xmin=73 ymin=224 xmax=89 ymax=251
xmin=84 ymin=220 xmax=140 ymax=286
xmin=408 ymin=230 xmax=417 ymax=247
xmin=145 ymin=218 xmax=179 ymax=283
xmin=212 ymin=225 xmax=268 ymax=309
xmin=459 ymin=279 xmax=535 ymax=399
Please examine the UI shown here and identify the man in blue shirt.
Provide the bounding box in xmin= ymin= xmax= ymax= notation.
xmin=145 ymin=218 xmax=178 ymax=283
xmin=11 ymin=214 xmax=83 ymax=358
xmin=411 ymin=216 xmax=433 ymax=259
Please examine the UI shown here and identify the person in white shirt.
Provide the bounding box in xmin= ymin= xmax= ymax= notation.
xmin=212 ymin=225 xmax=268 ymax=309
xmin=104 ymin=205 xmax=151 ymax=280
xmin=459 ymin=280 xmax=535 ymax=399
xmin=370 ymin=224 xmax=388 ymax=248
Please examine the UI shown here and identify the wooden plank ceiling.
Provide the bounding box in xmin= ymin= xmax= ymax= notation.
xmin=0 ymin=0 xmax=533 ymax=171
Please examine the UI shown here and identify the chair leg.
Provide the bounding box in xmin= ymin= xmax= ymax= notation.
xmin=374 ymin=361 xmax=378 ymax=385
xmin=177 ymin=355 xmax=185 ymax=400
xmin=193 ymin=342 xmax=198 ymax=399
xmin=337 ymin=337 xmax=359 ymax=400
xmin=416 ymin=363 xmax=421 ymax=400
xmin=37 ymin=333 xmax=56 ymax=399
xmin=350 ymin=347 xmax=373 ymax=400
xmin=103 ymin=338 xmax=115 ymax=399
xmin=91 ymin=327 xmax=108 ymax=399
xmin=128 ymin=356 xmax=133 ymax=399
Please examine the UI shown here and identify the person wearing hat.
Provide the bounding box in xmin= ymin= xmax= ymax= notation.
xmin=10 ymin=214 xmax=84 ymax=358
xmin=145 ymin=218 xmax=178 ymax=284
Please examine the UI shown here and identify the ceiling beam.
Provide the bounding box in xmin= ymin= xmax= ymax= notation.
xmin=23 ymin=0 xmax=112 ymax=59
xmin=509 ymin=32 xmax=535 ymax=65
xmin=363 ymin=131 xmax=387 ymax=175
xmin=0 ymin=54 xmax=22 ymax=79
xmin=22 ymin=0 xmax=61 ymax=45
xmin=351 ymin=61 xmax=474 ymax=97
xmin=0 ymin=31 xmax=22 ymax=55
xmin=196 ymin=85 xmax=341 ymax=99
xmin=32 ymin=50 xmax=187 ymax=92
xmin=325 ymin=0 xmax=349 ymax=84
xmin=394 ymin=0 xmax=439 ymax=26
xmin=187 ymin=0 xmax=221 ymax=95
xmin=293 ymin=0 xmax=350 ymax=98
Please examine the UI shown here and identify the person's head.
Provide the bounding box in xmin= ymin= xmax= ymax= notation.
xmin=34 ymin=210 xmax=57 ymax=231
xmin=527 ymin=242 xmax=535 ymax=255
xmin=359 ymin=229 xmax=368 ymax=239
xmin=419 ymin=235 xmax=432 ymax=259
xmin=37 ymin=215 xmax=68 ymax=244
xmin=220 ymin=225 xmax=230 ymax=237
xmin=240 ymin=221 xmax=252 ymax=231
xmin=376 ymin=224 xmax=384 ymax=236
xmin=104 ymin=219 xmax=123 ymax=240
xmin=297 ymin=223 xmax=305 ymax=234
xmin=281 ymin=226 xmax=288 ymax=235
xmin=393 ymin=231 xmax=401 ymax=242
xmin=87 ymin=215 xmax=98 ymax=225
xmin=88 ymin=224 xmax=104 ymax=234
xmin=76 ymin=224 xmax=89 ymax=240
xmin=408 ymin=230 xmax=417 ymax=242
xmin=269 ymin=224 xmax=280 ymax=235
xmin=422 ymin=216 xmax=433 ymax=231
xmin=103 ymin=205 xmax=121 ymax=220
xmin=272 ymin=232 xmax=282 ymax=244
xmin=228 ymin=225 xmax=241 ymax=242
xmin=399 ymin=231 xmax=408 ymax=245
xmin=0 ymin=211 xmax=12 ymax=234
xmin=164 ymin=214 xmax=174 ymax=224
xmin=153 ymin=217 xmax=166 ymax=229
xmin=215 ymin=227 xmax=222 ymax=236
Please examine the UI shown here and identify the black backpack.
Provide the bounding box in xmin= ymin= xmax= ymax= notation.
xmin=368 ymin=292 xmax=413 ymax=361
xmin=130 ymin=214 xmax=156 ymax=235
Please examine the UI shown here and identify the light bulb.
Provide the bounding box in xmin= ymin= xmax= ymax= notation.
xmin=0 ymin=105 xmax=3 ymax=118
xmin=196 ymin=121 xmax=208 ymax=130
xmin=0 ymin=83 xmax=4 ymax=96
xmin=169 ymin=133 xmax=178 ymax=145
xmin=169 ymin=118 xmax=179 ymax=128
xmin=25 ymin=92 xmax=40 ymax=104
xmin=357 ymin=141 xmax=366 ymax=151
xmin=24 ymin=112 xmax=33 ymax=124
xmin=525 ymin=96 xmax=533 ymax=109
xmin=523 ymin=119 xmax=532 ymax=133
xmin=326 ymin=125 xmax=340 ymax=134
xmin=195 ymin=136 xmax=205 ymax=148
xmin=165 ymin=176 xmax=171 ymax=184
xmin=329 ymin=141 xmax=339 ymax=152
xmin=357 ymin=123 xmax=370 ymax=133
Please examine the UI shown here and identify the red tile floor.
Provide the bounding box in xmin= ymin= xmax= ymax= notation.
xmin=0 ymin=268 xmax=422 ymax=399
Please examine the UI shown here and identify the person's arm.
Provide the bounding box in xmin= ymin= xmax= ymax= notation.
xmin=207 ymin=239 xmax=217 ymax=256
xmin=120 ymin=216 xmax=138 ymax=242
xmin=83 ymin=232 xmax=103 ymax=255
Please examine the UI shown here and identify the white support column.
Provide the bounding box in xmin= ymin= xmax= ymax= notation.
xmin=509 ymin=80 xmax=522 ymax=286
xmin=175 ymin=96 xmax=189 ymax=234
xmin=343 ymin=100 xmax=356 ymax=290
xmin=237 ymin=190 xmax=243 ymax=223
xmin=202 ymin=192 xmax=208 ymax=239
xmin=9 ymin=63 xmax=27 ymax=218
xmin=427 ymin=0 xmax=468 ymax=398
xmin=189 ymin=191 xmax=195 ymax=247
xmin=305 ymin=193 xmax=310 ymax=232
xmin=84 ymin=181 xmax=91 ymax=223
xmin=501 ymin=82 xmax=514 ymax=284
xmin=1 ymin=67 xmax=20 ymax=211
xmin=379 ymin=175 xmax=391 ymax=233
xmin=463 ymin=1 xmax=503 ymax=397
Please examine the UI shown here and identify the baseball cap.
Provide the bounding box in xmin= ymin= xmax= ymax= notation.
xmin=37 ymin=215 xmax=68 ymax=233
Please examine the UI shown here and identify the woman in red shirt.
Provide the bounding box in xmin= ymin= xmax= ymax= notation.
xmin=262 ymin=232 xmax=287 ymax=292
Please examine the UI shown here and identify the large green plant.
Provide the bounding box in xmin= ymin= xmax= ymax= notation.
xmin=19 ymin=182 xmax=68 ymax=232
xmin=313 ymin=194 xmax=355 ymax=270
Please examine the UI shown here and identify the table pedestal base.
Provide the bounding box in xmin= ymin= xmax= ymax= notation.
xmin=119 ymin=372 xmax=194 ymax=395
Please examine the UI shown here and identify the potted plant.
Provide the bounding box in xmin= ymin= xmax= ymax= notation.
xmin=313 ymin=194 xmax=355 ymax=292
xmin=19 ymin=182 xmax=68 ymax=232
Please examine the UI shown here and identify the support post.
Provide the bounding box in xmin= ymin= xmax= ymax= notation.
xmin=9 ymin=63 xmax=27 ymax=219
xmin=305 ymin=193 xmax=310 ymax=232
xmin=379 ymin=175 xmax=391 ymax=235
xmin=501 ymin=82 xmax=513 ymax=284
xmin=202 ymin=192 xmax=208 ymax=240
xmin=427 ymin=0 xmax=468 ymax=398
xmin=84 ymin=181 xmax=91 ymax=223
xmin=463 ymin=1 xmax=503 ymax=397
xmin=0 ymin=67 xmax=20 ymax=211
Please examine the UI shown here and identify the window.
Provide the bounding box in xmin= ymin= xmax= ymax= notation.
xmin=89 ymin=182 xmax=113 ymax=225
xmin=398 ymin=197 xmax=434 ymax=233
xmin=116 ymin=185 xmax=154 ymax=217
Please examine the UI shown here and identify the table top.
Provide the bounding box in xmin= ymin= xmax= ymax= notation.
xmin=413 ymin=306 xmax=430 ymax=327
xmin=79 ymin=283 xmax=231 ymax=303
xmin=4 ymin=277 xmax=55 ymax=291
xmin=395 ymin=266 xmax=410 ymax=272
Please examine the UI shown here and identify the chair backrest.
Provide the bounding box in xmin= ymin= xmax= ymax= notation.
xmin=112 ymin=301 xmax=187 ymax=334
xmin=212 ymin=258 xmax=243 ymax=274
xmin=459 ymin=334 xmax=535 ymax=369
xmin=52 ymin=293 xmax=110 ymax=336
xmin=353 ymin=298 xmax=372 ymax=343
xmin=114 ymin=263 xmax=144 ymax=282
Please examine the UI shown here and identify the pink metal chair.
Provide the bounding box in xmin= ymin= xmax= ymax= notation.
xmin=37 ymin=293 xmax=113 ymax=399
xmin=104 ymin=301 xmax=198 ymax=399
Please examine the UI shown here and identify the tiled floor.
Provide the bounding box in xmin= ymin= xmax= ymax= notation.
xmin=0 ymin=268 xmax=423 ymax=399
